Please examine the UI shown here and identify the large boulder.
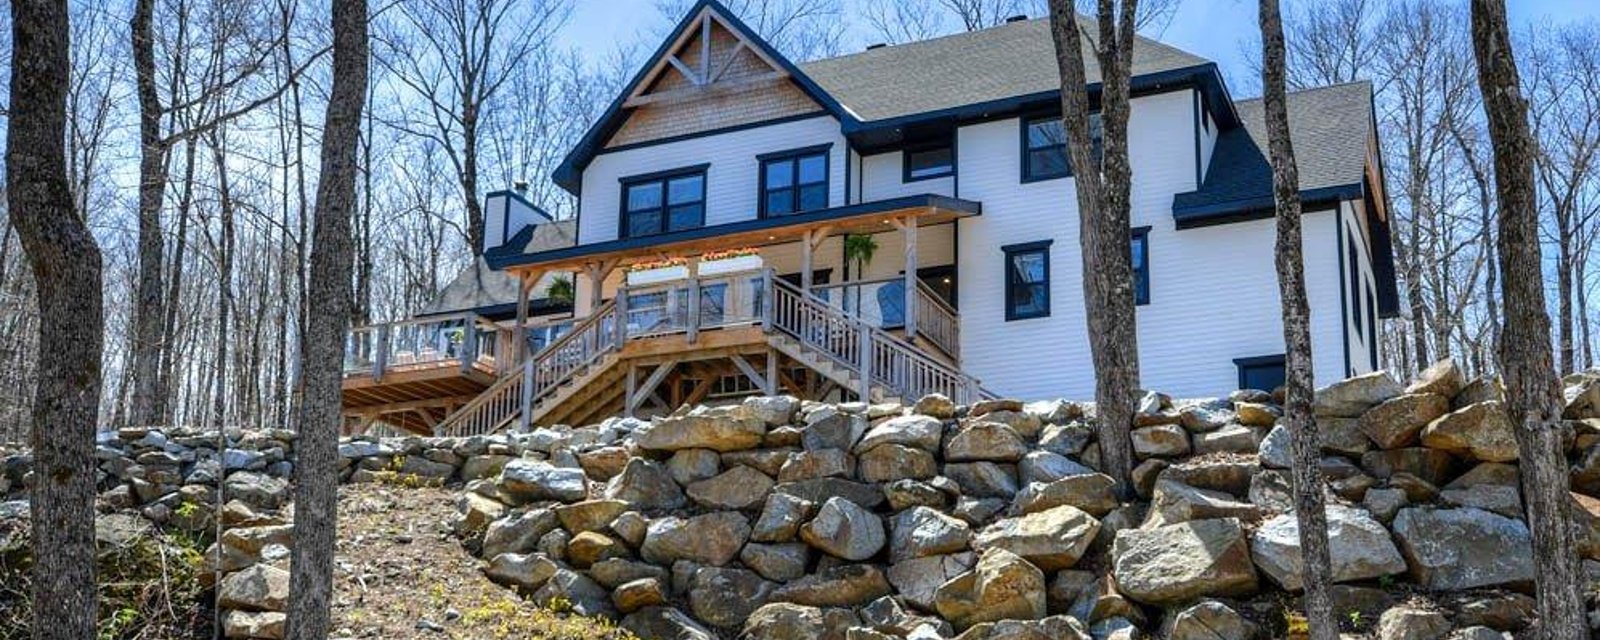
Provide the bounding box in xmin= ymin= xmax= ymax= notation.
xmin=944 ymin=422 xmax=1028 ymax=462
xmin=888 ymin=553 xmax=976 ymax=613
xmin=640 ymin=512 xmax=750 ymax=566
xmin=889 ymin=506 xmax=972 ymax=562
xmin=802 ymin=410 xmax=869 ymax=451
xmin=636 ymin=409 xmax=767 ymax=452
xmin=218 ymin=563 xmax=289 ymax=612
xmin=602 ymin=458 xmax=686 ymax=510
xmin=483 ymin=552 xmax=560 ymax=591
xmin=1315 ymin=371 xmax=1404 ymax=417
xmin=933 ymin=548 xmax=1047 ymax=630
xmin=1112 ymin=518 xmax=1258 ymax=605
xmin=1249 ymin=504 xmax=1406 ymax=591
xmin=1146 ymin=479 xmax=1260 ymax=527
xmin=1392 ymin=507 xmax=1534 ymax=591
xmin=1130 ymin=424 xmax=1190 ymax=458
xmin=498 ymin=459 xmax=587 ymax=504
xmin=1420 ymin=402 xmax=1518 ymax=462
xmin=1358 ymin=393 xmax=1451 ymax=449
xmin=689 ymin=567 xmax=776 ymax=629
xmin=686 ymin=464 xmax=773 ymax=511
xmin=800 ymin=496 xmax=885 ymax=561
xmin=972 ymin=505 xmax=1099 ymax=571
xmin=1406 ymin=358 xmax=1466 ymax=397
xmin=740 ymin=602 xmax=850 ymax=640
xmin=621 ymin=607 xmax=717 ymax=640
xmin=856 ymin=414 xmax=944 ymax=453
xmin=1012 ymin=473 xmax=1119 ymax=517
xmin=482 ymin=508 xmax=560 ymax=559
xmin=532 ymin=568 xmax=613 ymax=617
xmin=856 ymin=444 xmax=938 ymax=483
xmin=771 ymin=564 xmax=892 ymax=608
xmin=1163 ymin=600 xmax=1259 ymax=640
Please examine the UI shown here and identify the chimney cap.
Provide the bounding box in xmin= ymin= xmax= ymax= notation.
xmin=513 ymin=179 xmax=529 ymax=193
xmin=1005 ymin=14 xmax=1027 ymax=22
xmin=866 ymin=43 xmax=887 ymax=50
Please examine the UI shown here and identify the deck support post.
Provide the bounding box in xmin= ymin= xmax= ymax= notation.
xmin=761 ymin=269 xmax=775 ymax=332
xmin=766 ymin=348 xmax=779 ymax=396
xmin=686 ymin=257 xmax=701 ymax=344
xmin=518 ymin=358 xmax=535 ymax=432
xmin=625 ymin=363 xmax=638 ymax=418
xmin=459 ymin=314 xmax=480 ymax=375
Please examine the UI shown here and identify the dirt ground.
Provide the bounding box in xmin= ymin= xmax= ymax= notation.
xmin=329 ymin=482 xmax=634 ymax=640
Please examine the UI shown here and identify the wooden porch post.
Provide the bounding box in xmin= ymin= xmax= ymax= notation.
xmin=898 ymin=217 xmax=918 ymax=340
xmin=686 ymin=257 xmax=701 ymax=343
xmin=801 ymin=230 xmax=814 ymax=293
xmin=513 ymin=271 xmax=532 ymax=364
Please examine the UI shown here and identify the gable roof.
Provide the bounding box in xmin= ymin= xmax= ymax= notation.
xmin=1172 ymin=81 xmax=1374 ymax=222
xmin=801 ymin=16 xmax=1209 ymax=123
xmin=552 ymin=0 xmax=853 ymax=193
xmin=419 ymin=220 xmax=577 ymax=318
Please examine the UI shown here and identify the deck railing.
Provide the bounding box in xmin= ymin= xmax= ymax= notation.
xmin=343 ymin=312 xmax=499 ymax=379
xmin=769 ymin=277 xmax=985 ymax=404
xmin=914 ymin=280 xmax=960 ymax=359
xmin=428 ymin=267 xmax=981 ymax=436
xmin=435 ymin=299 xmax=619 ymax=437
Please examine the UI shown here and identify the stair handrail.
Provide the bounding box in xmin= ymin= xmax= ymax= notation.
xmin=434 ymin=299 xmax=618 ymax=437
xmin=768 ymin=277 xmax=989 ymax=404
xmin=912 ymin=279 xmax=960 ymax=359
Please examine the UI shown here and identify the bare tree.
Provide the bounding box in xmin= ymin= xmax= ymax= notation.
xmin=1260 ymin=0 xmax=1336 ymax=635
xmin=374 ymin=0 xmax=571 ymax=256
xmin=1469 ymin=0 xmax=1587 ymax=636
xmin=1045 ymin=1 xmax=1139 ymax=497
xmin=7 ymin=0 xmax=104 ymax=637
xmin=284 ymin=0 xmax=368 ymax=635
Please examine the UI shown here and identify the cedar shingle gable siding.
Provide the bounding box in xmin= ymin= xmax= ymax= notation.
xmin=608 ymin=20 xmax=823 ymax=147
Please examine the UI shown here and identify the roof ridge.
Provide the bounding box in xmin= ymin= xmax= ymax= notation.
xmin=1232 ymin=78 xmax=1373 ymax=105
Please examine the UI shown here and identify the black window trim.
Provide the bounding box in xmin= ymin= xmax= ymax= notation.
xmin=1131 ymin=225 xmax=1152 ymax=306
xmin=1002 ymin=239 xmax=1053 ymax=321
xmin=1234 ymin=354 xmax=1287 ymax=391
xmin=758 ymin=143 xmax=833 ymax=218
xmin=1347 ymin=230 xmax=1362 ymax=340
xmin=618 ymin=163 xmax=709 ymax=239
xmin=902 ymin=140 xmax=955 ymax=183
xmin=1019 ymin=113 xmax=1103 ymax=184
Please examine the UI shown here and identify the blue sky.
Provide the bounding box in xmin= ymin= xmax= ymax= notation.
xmin=556 ymin=0 xmax=1600 ymax=98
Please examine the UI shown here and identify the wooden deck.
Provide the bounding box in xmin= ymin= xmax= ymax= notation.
xmin=342 ymin=359 xmax=498 ymax=435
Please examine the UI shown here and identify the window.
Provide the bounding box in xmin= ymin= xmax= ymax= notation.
xmin=1366 ymin=283 xmax=1378 ymax=370
xmin=621 ymin=167 xmax=706 ymax=238
xmin=760 ymin=146 xmax=830 ymax=217
xmin=1023 ymin=114 xmax=1102 ymax=182
xmin=904 ymin=144 xmax=954 ymax=181
xmin=1347 ymin=231 xmax=1362 ymax=340
xmin=1235 ymin=355 xmax=1286 ymax=391
xmin=1131 ymin=227 xmax=1151 ymax=306
xmin=1003 ymin=241 xmax=1052 ymax=320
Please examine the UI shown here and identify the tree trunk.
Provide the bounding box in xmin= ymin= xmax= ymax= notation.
xmin=1558 ymin=226 xmax=1575 ymax=373
xmin=130 ymin=0 xmax=168 ymax=427
xmin=1259 ymin=0 xmax=1338 ymax=636
xmin=1045 ymin=0 xmax=1140 ymax=498
xmin=210 ymin=132 xmax=235 ymax=429
xmin=1469 ymin=1 xmax=1587 ymax=636
xmin=8 ymin=0 xmax=105 ymax=636
xmin=284 ymin=0 xmax=367 ymax=636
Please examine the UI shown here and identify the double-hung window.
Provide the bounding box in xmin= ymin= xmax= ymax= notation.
xmin=1003 ymin=240 xmax=1052 ymax=321
xmin=760 ymin=146 xmax=830 ymax=217
xmin=621 ymin=167 xmax=706 ymax=238
xmin=1131 ymin=227 xmax=1151 ymax=306
xmin=1022 ymin=114 xmax=1102 ymax=182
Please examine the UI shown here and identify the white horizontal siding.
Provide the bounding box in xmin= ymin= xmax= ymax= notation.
xmin=578 ymin=116 xmax=846 ymax=245
xmin=955 ymin=89 xmax=1349 ymax=398
xmin=859 ymin=150 xmax=954 ymax=201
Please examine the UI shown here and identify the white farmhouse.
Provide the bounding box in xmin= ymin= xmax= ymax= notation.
xmin=340 ymin=0 xmax=1396 ymax=435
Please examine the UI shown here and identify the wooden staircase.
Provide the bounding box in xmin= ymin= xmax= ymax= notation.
xmin=433 ymin=270 xmax=991 ymax=436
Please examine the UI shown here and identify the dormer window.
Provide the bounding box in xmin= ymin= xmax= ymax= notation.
xmin=621 ymin=166 xmax=706 ymax=238
xmin=760 ymin=145 xmax=830 ymax=217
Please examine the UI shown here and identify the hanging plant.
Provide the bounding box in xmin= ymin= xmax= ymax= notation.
xmin=844 ymin=234 xmax=878 ymax=275
xmin=546 ymin=274 xmax=575 ymax=304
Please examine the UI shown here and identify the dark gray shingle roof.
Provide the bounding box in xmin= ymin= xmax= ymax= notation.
xmin=799 ymin=17 xmax=1210 ymax=122
xmin=1174 ymin=80 xmax=1373 ymax=217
